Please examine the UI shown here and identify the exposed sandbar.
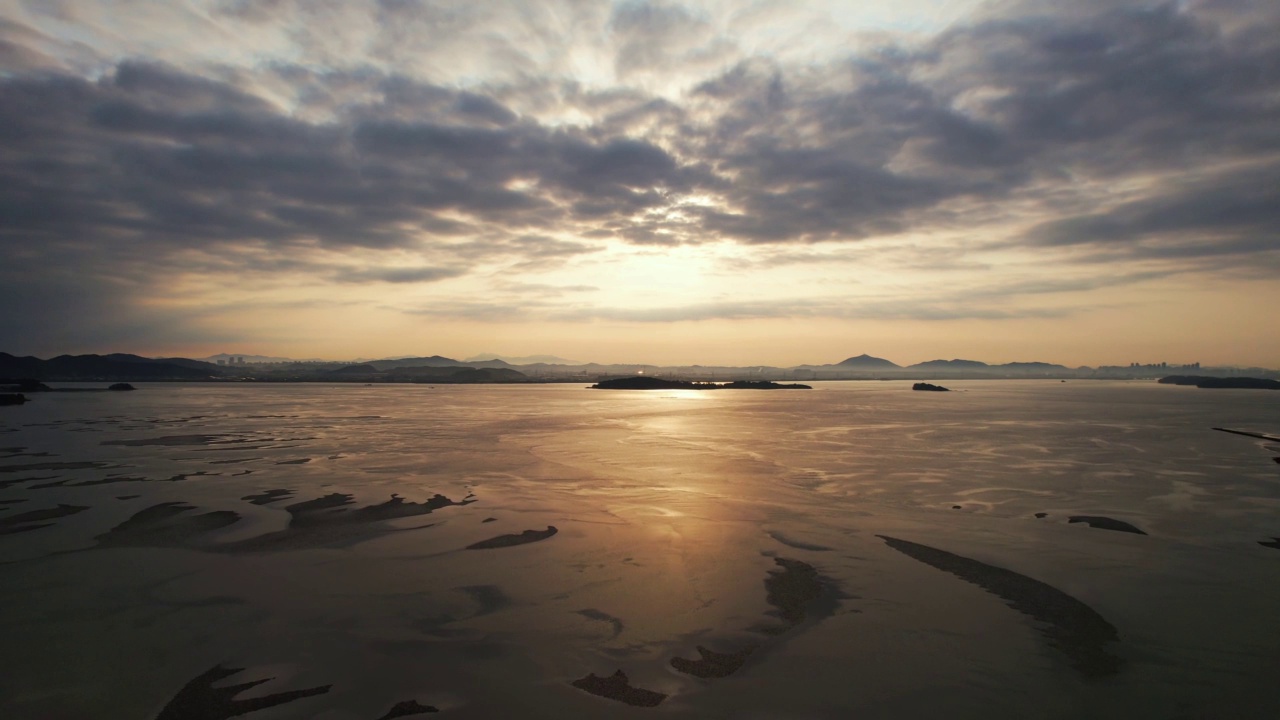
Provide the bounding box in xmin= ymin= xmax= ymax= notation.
xmin=1068 ymin=516 xmax=1146 ymax=535
xmin=466 ymin=526 xmax=557 ymax=550
xmin=0 ymin=503 xmax=89 ymax=535
xmin=670 ymin=644 xmax=755 ymax=678
xmin=0 ymin=461 xmax=114 ymax=474
xmin=97 ymin=502 xmax=241 ymax=548
xmin=576 ymin=608 xmax=624 ymax=639
xmin=767 ymin=531 xmax=832 ymax=551
xmin=102 ymin=434 xmax=227 ymax=447
xmin=222 ymin=493 xmax=465 ymax=552
xmin=878 ymin=535 xmax=1122 ymax=677
xmin=762 ymin=557 xmax=828 ymax=628
xmin=155 ymin=664 xmax=331 ymax=720
xmin=570 ymin=670 xmax=666 ymax=707
xmin=376 ymin=699 xmax=439 ymax=718
xmin=1212 ymin=427 xmax=1280 ymax=442
xmin=240 ymin=488 xmax=294 ymax=505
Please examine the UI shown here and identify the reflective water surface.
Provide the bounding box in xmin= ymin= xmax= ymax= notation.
xmin=1 ymin=381 xmax=1278 ymax=719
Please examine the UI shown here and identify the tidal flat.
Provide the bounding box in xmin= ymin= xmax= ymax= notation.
xmin=1 ymin=380 xmax=1278 ymax=719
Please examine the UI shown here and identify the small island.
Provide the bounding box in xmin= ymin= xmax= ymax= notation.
xmin=591 ymin=377 xmax=810 ymax=390
xmin=912 ymin=382 xmax=950 ymax=392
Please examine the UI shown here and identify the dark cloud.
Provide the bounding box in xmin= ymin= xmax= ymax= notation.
xmin=1025 ymin=164 xmax=1280 ymax=260
xmin=1 ymin=0 xmax=1278 ymax=350
xmin=332 ymin=266 xmax=465 ymax=284
xmin=610 ymin=1 xmax=726 ymax=79
xmin=545 ymin=297 xmax=1076 ymax=323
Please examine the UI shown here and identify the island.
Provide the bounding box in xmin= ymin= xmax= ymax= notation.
xmin=591 ymin=377 xmax=811 ymax=390
xmin=912 ymin=382 xmax=950 ymax=392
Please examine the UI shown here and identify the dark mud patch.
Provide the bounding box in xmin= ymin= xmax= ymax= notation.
xmin=1259 ymin=538 xmax=1280 ymax=550
xmin=675 ymin=557 xmax=841 ymax=679
xmin=1035 ymin=512 xmax=1048 ymax=519
xmin=761 ymin=557 xmax=832 ymax=629
xmin=576 ymin=608 xmax=624 ymax=639
xmin=275 ymin=458 xmax=311 ymax=465
xmin=155 ymin=664 xmax=331 ymax=720
xmin=0 ymin=503 xmax=89 ymax=535
xmin=1212 ymin=427 xmax=1280 ymax=442
xmin=241 ymin=488 xmax=294 ymax=505
xmin=878 ymin=535 xmax=1122 ymax=677
xmin=460 ymin=585 xmax=510 ymax=616
xmin=208 ymin=457 xmax=262 ymax=465
xmin=0 ymin=450 xmax=52 ymax=459
xmin=1068 ymin=516 xmax=1146 ymax=535
xmin=570 ymin=670 xmax=666 ymax=707
xmin=376 ymin=699 xmax=439 ymax=718
xmin=467 ymin=526 xmax=557 ymax=550
xmin=0 ymin=498 xmax=27 ymax=506
xmin=0 ymin=461 xmax=115 ymax=474
xmin=102 ymin=434 xmax=228 ymax=447
xmin=767 ymin=531 xmax=832 ymax=552
xmin=481 ymin=517 xmax=497 ymax=523
xmin=217 ymin=492 xmax=468 ymax=552
xmin=97 ymin=502 xmax=241 ymax=549
xmin=670 ymin=645 xmax=755 ymax=678
xmin=116 ymin=495 xmax=139 ymax=500
xmin=29 ymin=470 xmax=217 ymax=489
xmin=0 ymin=475 xmax=50 ymax=490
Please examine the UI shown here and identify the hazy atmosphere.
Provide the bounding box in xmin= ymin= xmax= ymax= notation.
xmin=2 ymin=0 xmax=1278 ymax=366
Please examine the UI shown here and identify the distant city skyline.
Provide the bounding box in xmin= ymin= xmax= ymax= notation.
xmin=1 ymin=1 xmax=1277 ymax=367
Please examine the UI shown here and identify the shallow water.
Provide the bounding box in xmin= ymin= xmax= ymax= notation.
xmin=0 ymin=380 xmax=1278 ymax=719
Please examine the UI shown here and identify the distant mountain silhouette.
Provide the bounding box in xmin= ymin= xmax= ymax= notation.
xmin=198 ymin=353 xmax=306 ymax=364
xmin=836 ymin=354 xmax=901 ymax=369
xmin=0 ymin=353 xmax=216 ymax=380
xmin=999 ymin=361 xmax=1071 ymax=373
xmin=330 ymin=363 xmax=380 ymax=374
xmin=328 ymin=364 xmax=527 ymax=383
xmin=908 ymin=359 xmax=990 ymax=370
xmin=367 ymin=355 xmax=463 ymax=371
xmin=465 ymin=358 xmax=515 ymax=369
xmin=103 ymin=354 xmax=224 ymax=373
xmin=465 ymin=354 xmax=583 ymax=365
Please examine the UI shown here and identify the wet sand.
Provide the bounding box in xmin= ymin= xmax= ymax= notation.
xmin=0 ymin=381 xmax=1277 ymax=719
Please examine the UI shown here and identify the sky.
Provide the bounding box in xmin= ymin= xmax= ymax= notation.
xmin=1 ymin=0 xmax=1277 ymax=367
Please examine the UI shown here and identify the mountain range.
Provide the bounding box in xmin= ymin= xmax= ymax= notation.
xmin=1 ymin=351 xmax=1269 ymax=383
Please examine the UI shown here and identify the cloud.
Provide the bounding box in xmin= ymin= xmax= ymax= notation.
xmin=332 ymin=266 xmax=466 ymax=284
xmin=1024 ymin=163 xmax=1280 ymax=260
xmin=1 ymin=0 xmax=1278 ymax=353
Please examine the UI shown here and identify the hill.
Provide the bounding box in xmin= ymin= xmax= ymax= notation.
xmin=835 ymin=354 xmax=901 ymax=369
xmin=367 ymin=355 xmax=464 ymax=371
xmin=0 ymin=353 xmax=217 ymax=381
xmin=908 ymin=359 xmax=990 ymax=370
xmin=327 ymin=364 xmax=528 ymax=383
xmin=465 ymin=354 xmax=583 ymax=365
